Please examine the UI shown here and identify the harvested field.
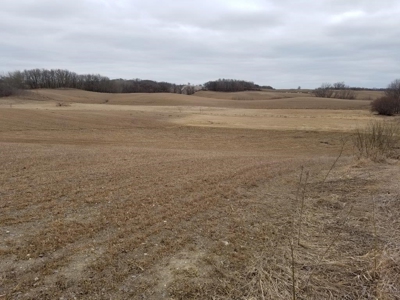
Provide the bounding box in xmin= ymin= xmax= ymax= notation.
xmin=1 ymin=89 xmax=399 ymax=299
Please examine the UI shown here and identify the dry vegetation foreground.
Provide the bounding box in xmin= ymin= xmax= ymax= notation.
xmin=0 ymin=89 xmax=399 ymax=299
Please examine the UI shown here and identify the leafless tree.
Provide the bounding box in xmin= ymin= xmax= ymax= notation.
xmin=313 ymin=82 xmax=355 ymax=99
xmin=313 ymin=83 xmax=334 ymax=98
xmin=385 ymin=79 xmax=400 ymax=100
xmin=333 ymin=82 xmax=346 ymax=90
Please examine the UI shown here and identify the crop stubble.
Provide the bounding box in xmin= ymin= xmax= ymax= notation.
xmin=0 ymin=90 xmax=398 ymax=299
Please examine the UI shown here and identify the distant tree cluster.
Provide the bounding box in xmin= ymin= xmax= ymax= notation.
xmin=204 ymin=79 xmax=260 ymax=92
xmin=371 ymin=79 xmax=400 ymax=116
xmin=0 ymin=68 xmax=196 ymax=96
xmin=0 ymin=69 xmax=271 ymax=97
xmin=261 ymin=85 xmax=274 ymax=90
xmin=112 ymin=79 xmax=186 ymax=94
xmin=312 ymin=82 xmax=356 ymax=99
xmin=4 ymin=69 xmax=112 ymax=91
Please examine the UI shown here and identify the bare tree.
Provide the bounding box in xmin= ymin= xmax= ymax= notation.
xmin=385 ymin=79 xmax=400 ymax=100
xmin=0 ymin=71 xmax=26 ymax=97
xmin=313 ymin=83 xmax=334 ymax=98
xmin=333 ymin=82 xmax=346 ymax=90
xmin=6 ymin=71 xmax=25 ymax=89
xmin=0 ymin=76 xmax=14 ymax=97
xmin=313 ymin=82 xmax=355 ymax=99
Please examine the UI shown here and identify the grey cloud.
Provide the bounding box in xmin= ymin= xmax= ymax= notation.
xmin=0 ymin=0 xmax=399 ymax=88
xmin=1 ymin=0 xmax=89 ymax=20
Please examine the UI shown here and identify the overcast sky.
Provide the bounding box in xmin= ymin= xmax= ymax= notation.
xmin=1 ymin=0 xmax=399 ymax=88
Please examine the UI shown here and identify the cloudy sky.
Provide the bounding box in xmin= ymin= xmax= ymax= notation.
xmin=1 ymin=0 xmax=399 ymax=88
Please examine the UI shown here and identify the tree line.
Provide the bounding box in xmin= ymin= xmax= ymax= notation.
xmin=0 ymin=69 xmax=194 ymax=95
xmin=0 ymin=69 xmax=270 ymax=97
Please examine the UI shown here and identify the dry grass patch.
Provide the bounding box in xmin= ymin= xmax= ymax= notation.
xmin=164 ymin=161 xmax=400 ymax=300
xmin=353 ymin=120 xmax=400 ymax=160
xmin=0 ymin=91 xmax=399 ymax=299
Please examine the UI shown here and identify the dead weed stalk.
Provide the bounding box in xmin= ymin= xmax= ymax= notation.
xmin=353 ymin=120 xmax=399 ymax=160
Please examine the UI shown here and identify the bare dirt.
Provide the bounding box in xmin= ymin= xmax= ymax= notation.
xmin=0 ymin=89 xmax=398 ymax=299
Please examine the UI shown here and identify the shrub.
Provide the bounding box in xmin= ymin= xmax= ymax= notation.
xmin=353 ymin=121 xmax=399 ymax=160
xmin=370 ymin=96 xmax=400 ymax=116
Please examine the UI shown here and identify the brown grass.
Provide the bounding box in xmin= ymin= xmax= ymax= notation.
xmin=0 ymin=89 xmax=399 ymax=299
xmin=3 ymin=88 xmax=374 ymax=109
xmin=353 ymin=120 xmax=400 ymax=160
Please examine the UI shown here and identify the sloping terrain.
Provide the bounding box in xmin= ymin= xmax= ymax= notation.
xmin=3 ymin=88 xmax=377 ymax=110
xmin=0 ymin=89 xmax=398 ymax=299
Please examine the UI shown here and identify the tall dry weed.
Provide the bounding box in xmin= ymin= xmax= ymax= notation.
xmin=353 ymin=121 xmax=399 ymax=160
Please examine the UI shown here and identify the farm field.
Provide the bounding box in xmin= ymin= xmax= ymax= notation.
xmin=1 ymin=89 xmax=399 ymax=299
